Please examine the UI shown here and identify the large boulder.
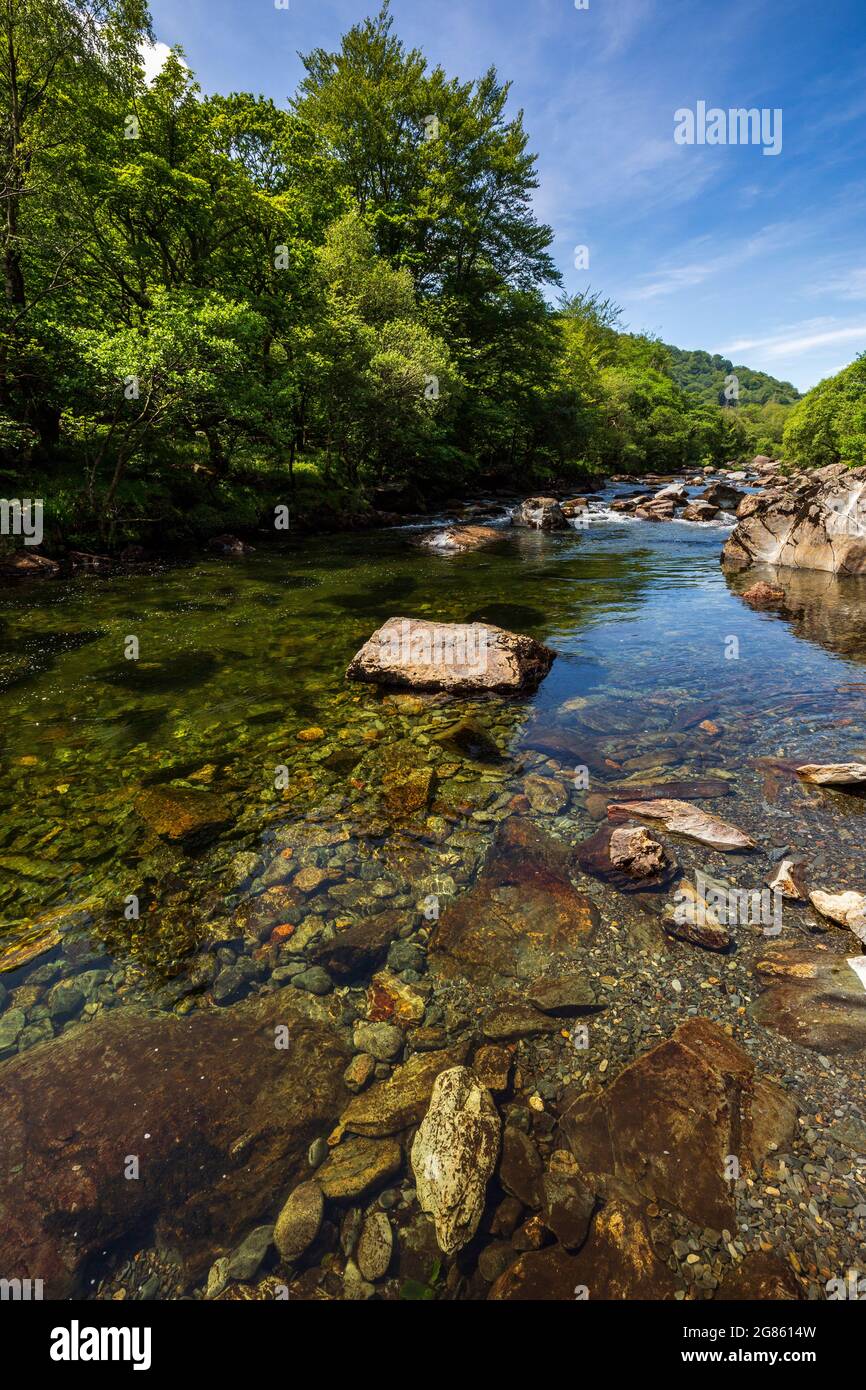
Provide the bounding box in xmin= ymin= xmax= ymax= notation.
xmin=751 ymin=944 xmax=866 ymax=1054
xmin=722 ymin=463 xmax=866 ymax=574
xmin=0 ymin=993 xmax=350 ymax=1297
xmin=559 ymin=1017 xmax=797 ymax=1229
xmin=346 ymin=617 xmax=555 ymax=695
xmin=512 ymin=497 xmax=570 ymax=531
xmin=430 ymin=817 xmax=600 ymax=986
xmin=411 ymin=1066 xmax=501 ymax=1255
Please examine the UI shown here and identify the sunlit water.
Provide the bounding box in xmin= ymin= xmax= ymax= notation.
xmin=2 ymin=479 xmax=865 ymax=1015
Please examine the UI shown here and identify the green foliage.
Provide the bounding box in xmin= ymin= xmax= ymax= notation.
xmin=1 ymin=0 xmax=852 ymax=549
xmin=783 ymin=354 xmax=866 ymax=469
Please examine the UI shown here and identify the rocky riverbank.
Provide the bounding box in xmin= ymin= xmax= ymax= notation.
xmin=1 ymin=463 xmax=864 ymax=1302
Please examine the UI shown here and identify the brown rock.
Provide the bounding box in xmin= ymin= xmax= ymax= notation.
xmin=346 ymin=617 xmax=555 ymax=695
xmin=430 ymin=817 xmax=599 ymax=986
xmin=417 ymin=525 xmax=502 ymax=553
xmin=308 ymin=910 xmax=403 ymax=980
xmin=559 ymin=1017 xmax=797 ymax=1229
xmin=751 ymin=944 xmax=866 ymax=1054
xmin=337 ymin=1046 xmax=468 ymax=1138
xmin=135 ymin=784 xmax=233 ymax=846
xmin=742 ymin=581 xmax=786 ymax=609
xmin=0 ymin=993 xmax=349 ymax=1297
xmin=716 ymin=1250 xmax=804 ymax=1300
xmin=316 ymin=1136 xmax=403 ymax=1200
xmin=722 ymin=462 xmax=866 ymax=575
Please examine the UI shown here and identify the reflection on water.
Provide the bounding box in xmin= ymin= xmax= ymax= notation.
xmin=1 ymin=487 xmax=866 ymax=1005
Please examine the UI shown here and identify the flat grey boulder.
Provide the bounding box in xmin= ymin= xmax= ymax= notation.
xmin=346 ymin=617 xmax=555 ymax=694
xmin=722 ymin=462 xmax=866 ymax=574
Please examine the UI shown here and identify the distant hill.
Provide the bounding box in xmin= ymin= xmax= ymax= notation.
xmin=663 ymin=345 xmax=801 ymax=407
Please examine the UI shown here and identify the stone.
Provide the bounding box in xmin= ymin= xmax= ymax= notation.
xmin=346 ymin=617 xmax=556 ymax=695
xmin=481 ymin=1004 xmax=561 ymax=1040
xmin=418 ymin=525 xmax=502 ymax=553
xmin=308 ymin=910 xmax=403 ymax=981
xmin=337 ymin=1046 xmax=468 ymax=1138
xmin=316 ymin=1137 xmax=403 ymax=1201
xmin=431 ymin=818 xmax=599 ymax=986
xmin=353 ymin=1021 xmax=403 ymax=1062
xmin=716 ymin=1250 xmax=804 ymax=1300
xmin=487 ymin=1245 xmax=579 ymax=1300
xmin=574 ymin=823 xmax=675 ymax=892
xmin=292 ymin=966 xmax=333 ymax=995
xmin=273 ymin=1180 xmax=323 ymax=1262
xmin=0 ymin=1007 xmax=26 ymax=1056
xmin=560 ymin=1017 xmax=797 ymax=1229
xmin=681 ymin=500 xmax=719 ymax=522
xmin=701 ymin=480 xmax=745 ymax=510
xmin=523 ymin=774 xmax=569 ymax=815
xmin=663 ymin=878 xmax=733 ymax=952
xmin=809 ymin=890 xmax=866 ymax=943
xmin=608 ymin=798 xmax=756 ymax=851
xmin=796 ymin=761 xmax=866 ymax=786
xmin=609 ymin=825 xmax=669 ymax=876
xmin=344 ymin=1053 xmax=376 ymax=1092
xmin=411 ymin=1066 xmax=501 ymax=1255
xmin=526 ymin=974 xmax=599 ymax=1015
xmin=0 ymin=991 xmax=349 ymax=1297
xmin=499 ymin=1127 xmax=543 ymax=1207
xmin=539 ymin=1171 xmax=595 ymax=1250
xmin=356 ymin=1211 xmax=393 ymax=1281
xmin=722 ymin=462 xmax=866 ymax=574
xmin=227 ymin=1224 xmax=273 ymax=1281
xmin=432 ymin=715 xmax=502 ymax=762
xmin=45 ymin=982 xmax=85 ymax=1022
xmin=512 ymin=496 xmax=570 ymax=531
xmin=472 ymin=1045 xmax=512 ymax=1092
xmin=366 ymin=969 xmax=425 ymax=1025
xmin=742 ymin=581 xmax=786 ymax=609
xmin=765 ymin=858 xmax=808 ymax=901
xmin=134 ymin=785 xmax=233 ymax=847
xmin=751 ymin=944 xmax=866 ymax=1054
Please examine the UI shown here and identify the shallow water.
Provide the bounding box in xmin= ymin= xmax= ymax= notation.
xmin=2 ymin=481 xmax=866 ymax=1000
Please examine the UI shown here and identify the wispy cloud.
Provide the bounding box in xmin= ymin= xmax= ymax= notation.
xmin=723 ymin=319 xmax=866 ymax=359
xmin=626 ymin=224 xmax=792 ymax=302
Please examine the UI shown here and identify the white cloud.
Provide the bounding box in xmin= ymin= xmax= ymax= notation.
xmin=722 ymin=319 xmax=866 ymax=360
xmin=139 ymin=39 xmax=185 ymax=86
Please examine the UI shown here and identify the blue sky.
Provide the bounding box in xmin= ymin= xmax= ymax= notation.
xmin=146 ymin=0 xmax=866 ymax=392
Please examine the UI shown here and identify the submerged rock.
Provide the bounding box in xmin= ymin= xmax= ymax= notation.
xmin=346 ymin=617 xmax=555 ymax=695
xmin=411 ymin=1066 xmax=500 ymax=1255
xmin=574 ymin=823 xmax=675 ymax=892
xmin=0 ymin=991 xmax=349 ymax=1297
xmin=607 ymin=798 xmax=756 ymax=851
xmin=273 ymin=1180 xmax=324 ymax=1261
xmin=722 ymin=462 xmax=866 ymax=574
xmin=741 ymin=580 xmax=786 ymax=609
xmin=751 ymin=944 xmax=866 ymax=1053
xmin=135 ymin=784 xmax=233 ymax=846
xmin=560 ymin=1017 xmax=797 ymax=1229
xmin=430 ymin=817 xmax=600 ymax=985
